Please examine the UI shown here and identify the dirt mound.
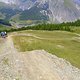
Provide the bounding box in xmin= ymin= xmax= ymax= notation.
xmin=0 ymin=36 xmax=80 ymax=80
xmin=20 ymin=50 xmax=80 ymax=80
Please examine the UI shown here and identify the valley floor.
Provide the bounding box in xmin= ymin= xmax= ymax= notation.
xmin=0 ymin=32 xmax=80 ymax=80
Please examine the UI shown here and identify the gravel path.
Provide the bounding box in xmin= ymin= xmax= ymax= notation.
xmin=0 ymin=35 xmax=80 ymax=80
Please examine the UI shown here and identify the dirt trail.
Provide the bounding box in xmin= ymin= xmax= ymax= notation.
xmin=0 ymin=35 xmax=80 ymax=80
xmin=13 ymin=33 xmax=78 ymax=40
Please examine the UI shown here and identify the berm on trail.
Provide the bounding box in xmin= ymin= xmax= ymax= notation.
xmin=0 ymin=35 xmax=80 ymax=80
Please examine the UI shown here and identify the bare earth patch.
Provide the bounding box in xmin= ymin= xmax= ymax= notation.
xmin=0 ymin=35 xmax=80 ymax=80
xmin=57 ymin=45 xmax=64 ymax=48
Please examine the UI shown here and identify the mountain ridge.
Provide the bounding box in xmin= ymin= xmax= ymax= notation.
xmin=0 ymin=0 xmax=80 ymax=23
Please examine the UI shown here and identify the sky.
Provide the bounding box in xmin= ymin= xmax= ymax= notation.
xmin=74 ymin=0 xmax=80 ymax=5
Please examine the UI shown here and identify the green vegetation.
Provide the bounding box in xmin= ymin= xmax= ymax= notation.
xmin=2 ymin=57 xmax=9 ymax=65
xmin=0 ymin=19 xmax=11 ymax=26
xmin=0 ymin=7 xmax=20 ymax=20
xmin=0 ymin=13 xmax=5 ymax=19
xmin=13 ymin=30 xmax=80 ymax=68
xmin=0 ymin=19 xmax=80 ymax=69
xmin=1 ymin=19 xmax=80 ymax=33
xmin=26 ymin=19 xmax=80 ymax=32
xmin=0 ymin=24 xmax=11 ymax=32
xmin=20 ymin=6 xmax=48 ymax=20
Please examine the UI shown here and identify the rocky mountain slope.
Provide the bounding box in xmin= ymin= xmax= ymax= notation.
xmin=49 ymin=0 xmax=80 ymax=22
xmin=0 ymin=0 xmax=80 ymax=23
xmin=0 ymin=35 xmax=80 ymax=80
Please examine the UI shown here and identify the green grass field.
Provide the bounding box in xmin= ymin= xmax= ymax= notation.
xmin=0 ymin=25 xmax=11 ymax=32
xmin=73 ymin=27 xmax=80 ymax=34
xmin=12 ymin=30 xmax=80 ymax=68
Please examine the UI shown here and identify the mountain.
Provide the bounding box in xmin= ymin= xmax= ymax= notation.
xmin=0 ymin=2 xmax=21 ymax=20
xmin=20 ymin=6 xmax=48 ymax=20
xmin=49 ymin=0 xmax=80 ymax=22
xmin=0 ymin=0 xmax=80 ymax=23
xmin=0 ymin=19 xmax=11 ymax=26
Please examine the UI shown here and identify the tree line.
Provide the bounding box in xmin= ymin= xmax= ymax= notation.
xmin=0 ymin=19 xmax=80 ymax=33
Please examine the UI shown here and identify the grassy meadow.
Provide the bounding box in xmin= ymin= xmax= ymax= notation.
xmin=12 ymin=30 xmax=80 ymax=68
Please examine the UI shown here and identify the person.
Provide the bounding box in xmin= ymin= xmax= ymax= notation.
xmin=4 ymin=31 xmax=7 ymax=37
xmin=0 ymin=32 xmax=7 ymax=38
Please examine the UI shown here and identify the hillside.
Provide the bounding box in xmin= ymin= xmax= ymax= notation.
xmin=0 ymin=34 xmax=80 ymax=80
xmin=0 ymin=0 xmax=80 ymax=79
xmin=12 ymin=30 xmax=80 ymax=68
xmin=0 ymin=0 xmax=80 ymax=23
